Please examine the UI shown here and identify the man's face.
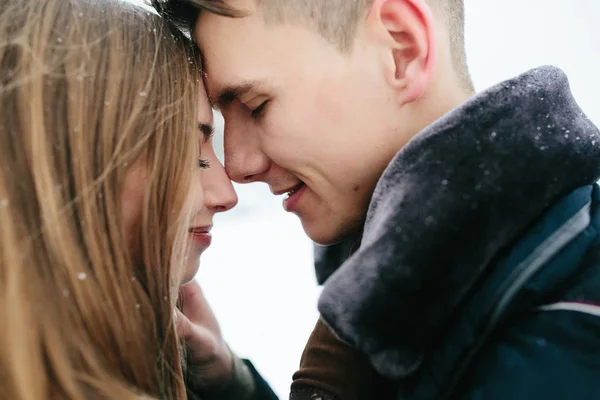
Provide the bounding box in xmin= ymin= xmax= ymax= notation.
xmin=195 ymin=2 xmax=406 ymax=244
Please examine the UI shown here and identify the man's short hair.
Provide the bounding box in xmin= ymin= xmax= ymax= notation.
xmin=153 ymin=0 xmax=473 ymax=92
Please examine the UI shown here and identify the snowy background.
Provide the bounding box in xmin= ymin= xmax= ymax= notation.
xmin=126 ymin=0 xmax=600 ymax=397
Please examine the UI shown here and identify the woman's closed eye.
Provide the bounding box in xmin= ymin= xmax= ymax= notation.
xmin=198 ymin=159 xmax=210 ymax=169
xmin=197 ymin=123 xmax=214 ymax=170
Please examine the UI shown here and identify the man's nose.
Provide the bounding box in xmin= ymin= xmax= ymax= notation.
xmin=223 ymin=123 xmax=270 ymax=184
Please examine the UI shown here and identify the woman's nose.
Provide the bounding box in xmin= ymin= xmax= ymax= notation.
xmin=202 ymin=159 xmax=238 ymax=213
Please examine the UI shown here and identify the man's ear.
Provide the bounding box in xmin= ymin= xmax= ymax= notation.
xmin=367 ymin=0 xmax=437 ymax=105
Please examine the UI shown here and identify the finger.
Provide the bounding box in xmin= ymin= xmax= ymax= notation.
xmin=174 ymin=308 xmax=220 ymax=361
xmin=174 ymin=307 xmax=194 ymax=340
xmin=179 ymin=280 xmax=219 ymax=328
xmin=179 ymin=280 xmax=206 ymax=311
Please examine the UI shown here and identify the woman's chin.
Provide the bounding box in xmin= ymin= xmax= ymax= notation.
xmin=180 ymin=258 xmax=201 ymax=285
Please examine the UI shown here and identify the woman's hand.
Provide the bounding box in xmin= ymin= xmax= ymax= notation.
xmin=175 ymin=280 xmax=234 ymax=390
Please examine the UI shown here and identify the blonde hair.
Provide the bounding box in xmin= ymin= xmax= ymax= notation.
xmin=0 ymin=0 xmax=202 ymax=398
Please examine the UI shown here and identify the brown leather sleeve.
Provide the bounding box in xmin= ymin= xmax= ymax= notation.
xmin=290 ymin=319 xmax=392 ymax=400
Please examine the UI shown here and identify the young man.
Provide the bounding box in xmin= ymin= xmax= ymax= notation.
xmin=154 ymin=0 xmax=600 ymax=398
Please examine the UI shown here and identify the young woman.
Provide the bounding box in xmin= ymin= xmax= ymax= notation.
xmin=0 ymin=0 xmax=275 ymax=398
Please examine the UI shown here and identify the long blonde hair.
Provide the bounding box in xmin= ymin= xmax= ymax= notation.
xmin=0 ymin=0 xmax=201 ymax=398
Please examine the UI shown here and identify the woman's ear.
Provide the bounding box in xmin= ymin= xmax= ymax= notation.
xmin=367 ymin=0 xmax=437 ymax=105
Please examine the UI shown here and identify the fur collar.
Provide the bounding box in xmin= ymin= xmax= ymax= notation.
xmin=318 ymin=66 xmax=600 ymax=378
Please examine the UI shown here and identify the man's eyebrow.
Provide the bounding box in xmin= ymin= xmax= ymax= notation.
xmin=211 ymin=82 xmax=262 ymax=110
xmin=199 ymin=123 xmax=215 ymax=141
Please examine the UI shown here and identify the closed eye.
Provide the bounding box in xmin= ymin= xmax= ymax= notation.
xmin=198 ymin=159 xmax=211 ymax=169
xmin=250 ymin=100 xmax=269 ymax=119
xmin=199 ymin=123 xmax=215 ymax=142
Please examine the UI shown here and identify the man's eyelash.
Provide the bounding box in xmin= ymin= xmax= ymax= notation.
xmin=198 ymin=159 xmax=211 ymax=169
xmin=250 ymin=100 xmax=269 ymax=119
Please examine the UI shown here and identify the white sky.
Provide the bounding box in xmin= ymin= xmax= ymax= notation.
xmin=125 ymin=0 xmax=600 ymax=397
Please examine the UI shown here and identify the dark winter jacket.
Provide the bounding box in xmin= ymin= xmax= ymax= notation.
xmin=189 ymin=357 xmax=278 ymax=400
xmin=292 ymin=66 xmax=600 ymax=399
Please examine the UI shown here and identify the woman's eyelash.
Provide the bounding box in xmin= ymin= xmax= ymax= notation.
xmin=199 ymin=123 xmax=214 ymax=142
xmin=198 ymin=159 xmax=210 ymax=169
xmin=250 ymin=100 xmax=269 ymax=119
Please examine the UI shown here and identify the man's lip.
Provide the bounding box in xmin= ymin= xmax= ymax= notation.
xmin=272 ymin=182 xmax=305 ymax=196
xmin=283 ymin=183 xmax=307 ymax=212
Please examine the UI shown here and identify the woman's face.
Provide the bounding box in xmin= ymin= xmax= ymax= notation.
xmin=121 ymin=84 xmax=238 ymax=286
xmin=182 ymin=91 xmax=238 ymax=283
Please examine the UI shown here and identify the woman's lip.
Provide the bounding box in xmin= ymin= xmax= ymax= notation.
xmin=189 ymin=231 xmax=212 ymax=248
xmin=188 ymin=226 xmax=212 ymax=248
xmin=189 ymin=225 xmax=212 ymax=234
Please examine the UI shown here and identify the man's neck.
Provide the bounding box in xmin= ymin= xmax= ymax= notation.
xmin=401 ymin=79 xmax=474 ymax=147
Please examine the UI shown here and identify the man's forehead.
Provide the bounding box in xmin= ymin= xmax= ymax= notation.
xmin=194 ymin=7 xmax=258 ymax=66
xmin=194 ymin=9 xmax=270 ymax=98
xmin=194 ymin=0 xmax=260 ymax=36
xmin=225 ymin=0 xmax=258 ymax=12
xmin=199 ymin=54 xmax=261 ymax=107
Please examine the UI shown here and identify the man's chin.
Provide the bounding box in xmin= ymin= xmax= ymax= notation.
xmin=302 ymin=218 xmax=360 ymax=246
